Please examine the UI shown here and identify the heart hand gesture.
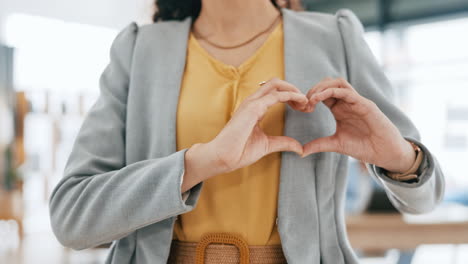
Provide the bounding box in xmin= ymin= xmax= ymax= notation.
xmin=209 ymin=78 xmax=308 ymax=173
xmin=207 ymin=77 xmax=415 ymax=176
xmin=301 ymin=77 xmax=416 ymax=173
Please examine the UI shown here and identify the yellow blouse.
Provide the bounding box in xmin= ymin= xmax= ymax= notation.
xmin=174 ymin=20 xmax=285 ymax=246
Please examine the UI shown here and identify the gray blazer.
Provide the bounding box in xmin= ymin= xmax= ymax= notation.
xmin=49 ymin=7 xmax=445 ymax=264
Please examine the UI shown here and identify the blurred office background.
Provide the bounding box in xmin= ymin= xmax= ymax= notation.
xmin=1 ymin=0 xmax=467 ymax=263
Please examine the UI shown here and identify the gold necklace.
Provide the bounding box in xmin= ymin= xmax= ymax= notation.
xmin=192 ymin=13 xmax=282 ymax=49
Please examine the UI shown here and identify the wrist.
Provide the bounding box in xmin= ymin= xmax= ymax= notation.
xmin=182 ymin=142 xmax=225 ymax=192
xmin=381 ymin=139 xmax=417 ymax=174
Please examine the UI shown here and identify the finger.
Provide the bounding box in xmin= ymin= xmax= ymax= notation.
xmin=306 ymin=77 xmax=353 ymax=101
xmin=306 ymin=77 xmax=334 ymax=98
xmin=303 ymin=78 xmax=352 ymax=112
xmin=302 ymin=135 xmax=340 ymax=157
xmin=309 ymin=78 xmax=354 ymax=94
xmin=233 ymin=90 xmax=306 ymax=128
xmin=259 ymin=91 xmax=309 ymax=111
xmin=234 ymin=91 xmax=308 ymax=130
xmin=266 ymin=135 xmax=303 ymax=156
xmin=232 ymin=89 xmax=308 ymax=139
xmin=249 ymin=77 xmax=303 ymax=100
xmin=309 ymin=88 xmax=359 ymax=108
xmin=289 ymin=100 xmax=310 ymax=112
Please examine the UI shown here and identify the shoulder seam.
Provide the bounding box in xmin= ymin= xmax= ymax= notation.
xmin=334 ymin=9 xmax=365 ymax=34
xmin=123 ymin=22 xmax=139 ymax=77
xmin=334 ymin=10 xmax=350 ymax=84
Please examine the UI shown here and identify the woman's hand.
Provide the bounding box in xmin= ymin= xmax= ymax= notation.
xmin=301 ymin=77 xmax=416 ymax=174
xmin=181 ymin=77 xmax=416 ymax=193
xmin=209 ymin=78 xmax=309 ymax=174
xmin=182 ymin=78 xmax=308 ymax=192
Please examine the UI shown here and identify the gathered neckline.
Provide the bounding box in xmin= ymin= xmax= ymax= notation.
xmin=188 ymin=19 xmax=283 ymax=77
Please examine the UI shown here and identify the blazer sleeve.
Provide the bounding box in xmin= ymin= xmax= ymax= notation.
xmin=335 ymin=9 xmax=445 ymax=214
xmin=48 ymin=22 xmax=203 ymax=250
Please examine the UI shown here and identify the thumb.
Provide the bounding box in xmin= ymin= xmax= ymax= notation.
xmin=266 ymin=135 xmax=303 ymax=156
xmin=302 ymin=135 xmax=340 ymax=157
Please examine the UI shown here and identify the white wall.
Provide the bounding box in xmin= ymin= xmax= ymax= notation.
xmin=0 ymin=0 xmax=154 ymax=42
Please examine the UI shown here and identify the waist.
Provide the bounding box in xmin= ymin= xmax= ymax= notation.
xmin=168 ymin=232 xmax=287 ymax=264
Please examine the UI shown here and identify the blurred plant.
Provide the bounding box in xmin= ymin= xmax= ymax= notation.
xmin=3 ymin=144 xmax=22 ymax=191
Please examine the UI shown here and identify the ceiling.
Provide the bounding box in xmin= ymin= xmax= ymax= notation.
xmin=304 ymin=0 xmax=468 ymax=29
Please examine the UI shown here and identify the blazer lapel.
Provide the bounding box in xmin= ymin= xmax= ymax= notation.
xmin=163 ymin=17 xmax=193 ymax=156
xmin=278 ymin=7 xmax=338 ymax=263
xmin=138 ymin=17 xmax=193 ymax=157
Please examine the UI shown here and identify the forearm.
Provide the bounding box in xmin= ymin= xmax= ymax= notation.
xmin=50 ymin=149 xmax=198 ymax=249
xmin=365 ymin=137 xmax=445 ymax=214
xmin=336 ymin=9 xmax=445 ymax=214
xmin=181 ymin=142 xmax=226 ymax=193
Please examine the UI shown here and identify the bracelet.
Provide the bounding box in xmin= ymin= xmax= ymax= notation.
xmin=384 ymin=140 xmax=424 ymax=181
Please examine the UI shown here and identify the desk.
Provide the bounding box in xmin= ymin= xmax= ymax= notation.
xmin=346 ymin=213 xmax=468 ymax=251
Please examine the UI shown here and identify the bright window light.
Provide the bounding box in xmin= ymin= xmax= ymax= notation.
xmin=5 ymin=13 xmax=118 ymax=93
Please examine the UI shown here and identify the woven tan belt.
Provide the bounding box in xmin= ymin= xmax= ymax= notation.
xmin=168 ymin=232 xmax=287 ymax=264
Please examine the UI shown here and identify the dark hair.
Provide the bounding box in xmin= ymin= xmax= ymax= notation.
xmin=152 ymin=0 xmax=303 ymax=22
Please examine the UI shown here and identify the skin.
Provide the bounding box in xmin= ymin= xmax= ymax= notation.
xmin=191 ymin=0 xmax=281 ymax=67
xmin=181 ymin=0 xmax=416 ymax=193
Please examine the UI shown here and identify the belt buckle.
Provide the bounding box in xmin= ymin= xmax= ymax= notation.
xmin=195 ymin=232 xmax=250 ymax=264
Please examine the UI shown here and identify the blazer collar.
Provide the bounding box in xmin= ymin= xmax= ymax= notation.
xmin=167 ymin=7 xmax=324 ymax=92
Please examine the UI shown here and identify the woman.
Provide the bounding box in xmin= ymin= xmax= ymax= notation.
xmin=49 ymin=0 xmax=445 ymax=263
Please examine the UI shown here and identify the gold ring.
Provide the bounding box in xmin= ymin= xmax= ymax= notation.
xmin=258 ymin=80 xmax=267 ymax=86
